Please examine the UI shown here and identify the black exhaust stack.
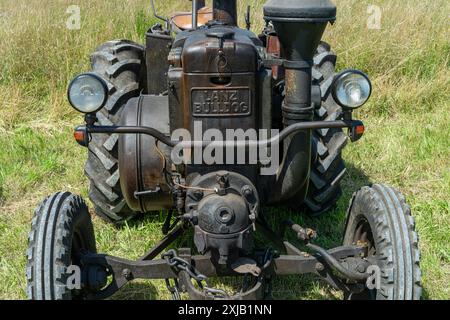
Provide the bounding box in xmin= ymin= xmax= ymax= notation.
xmin=264 ymin=0 xmax=337 ymax=203
xmin=264 ymin=0 xmax=336 ymax=123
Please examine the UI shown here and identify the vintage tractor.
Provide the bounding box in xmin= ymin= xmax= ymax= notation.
xmin=26 ymin=0 xmax=421 ymax=300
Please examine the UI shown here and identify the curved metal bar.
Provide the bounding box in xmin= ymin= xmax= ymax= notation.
xmin=150 ymin=0 xmax=168 ymax=23
xmin=88 ymin=125 xmax=176 ymax=146
xmin=306 ymin=243 xmax=369 ymax=282
xmin=88 ymin=120 xmax=357 ymax=149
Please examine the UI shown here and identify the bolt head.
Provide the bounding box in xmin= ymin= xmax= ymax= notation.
xmin=122 ymin=268 xmax=132 ymax=280
xmin=214 ymin=205 xmax=235 ymax=225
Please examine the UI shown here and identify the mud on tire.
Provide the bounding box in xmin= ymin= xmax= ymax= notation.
xmin=86 ymin=40 xmax=146 ymax=224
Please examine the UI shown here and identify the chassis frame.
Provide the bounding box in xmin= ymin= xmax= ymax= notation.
xmin=80 ymin=220 xmax=371 ymax=300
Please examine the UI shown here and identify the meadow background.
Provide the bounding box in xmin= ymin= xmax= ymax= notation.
xmin=0 ymin=0 xmax=448 ymax=299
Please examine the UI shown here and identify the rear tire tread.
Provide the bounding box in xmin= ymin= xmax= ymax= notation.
xmin=85 ymin=40 xmax=145 ymax=224
xmin=303 ymin=42 xmax=348 ymax=216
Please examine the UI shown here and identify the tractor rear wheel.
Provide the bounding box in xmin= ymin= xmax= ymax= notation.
xmin=85 ymin=40 xmax=146 ymax=224
xmin=343 ymin=185 xmax=422 ymax=300
xmin=304 ymin=42 xmax=348 ymax=216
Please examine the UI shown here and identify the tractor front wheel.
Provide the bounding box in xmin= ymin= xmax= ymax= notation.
xmin=26 ymin=192 xmax=97 ymax=300
xmin=343 ymin=184 xmax=422 ymax=300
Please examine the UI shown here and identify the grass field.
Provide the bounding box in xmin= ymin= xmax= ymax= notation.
xmin=0 ymin=0 xmax=449 ymax=300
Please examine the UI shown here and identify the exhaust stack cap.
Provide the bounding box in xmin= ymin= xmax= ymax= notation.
xmin=264 ymin=0 xmax=336 ymax=23
xmin=263 ymin=0 xmax=337 ymax=60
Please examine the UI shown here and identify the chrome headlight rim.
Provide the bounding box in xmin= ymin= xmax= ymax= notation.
xmin=331 ymin=69 xmax=372 ymax=110
xmin=67 ymin=72 xmax=108 ymax=114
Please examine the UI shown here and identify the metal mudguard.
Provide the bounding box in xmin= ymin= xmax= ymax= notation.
xmin=118 ymin=95 xmax=173 ymax=213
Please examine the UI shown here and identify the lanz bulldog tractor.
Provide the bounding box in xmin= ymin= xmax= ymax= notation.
xmin=26 ymin=0 xmax=422 ymax=300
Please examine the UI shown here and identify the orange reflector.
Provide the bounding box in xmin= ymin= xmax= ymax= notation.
xmin=355 ymin=125 xmax=365 ymax=135
xmin=74 ymin=130 xmax=85 ymax=143
xmin=74 ymin=127 xmax=89 ymax=147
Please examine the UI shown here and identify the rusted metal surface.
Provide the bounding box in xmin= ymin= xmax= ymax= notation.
xmin=185 ymin=171 xmax=260 ymax=265
xmin=81 ymin=244 xmax=366 ymax=300
xmin=182 ymin=29 xmax=258 ymax=133
xmin=167 ymin=24 xmax=263 ymax=178
xmin=273 ymin=246 xmax=364 ymax=276
xmin=267 ymin=35 xmax=284 ymax=80
xmin=118 ymin=95 xmax=172 ymax=213
xmin=145 ymin=29 xmax=172 ymax=94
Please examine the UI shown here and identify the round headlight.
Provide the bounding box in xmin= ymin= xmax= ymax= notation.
xmin=68 ymin=73 xmax=108 ymax=114
xmin=332 ymin=70 xmax=372 ymax=109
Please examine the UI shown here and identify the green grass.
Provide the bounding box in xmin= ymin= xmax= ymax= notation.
xmin=0 ymin=0 xmax=449 ymax=300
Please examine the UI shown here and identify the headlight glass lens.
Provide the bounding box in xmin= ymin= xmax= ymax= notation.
xmin=68 ymin=74 xmax=107 ymax=113
xmin=334 ymin=71 xmax=371 ymax=109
